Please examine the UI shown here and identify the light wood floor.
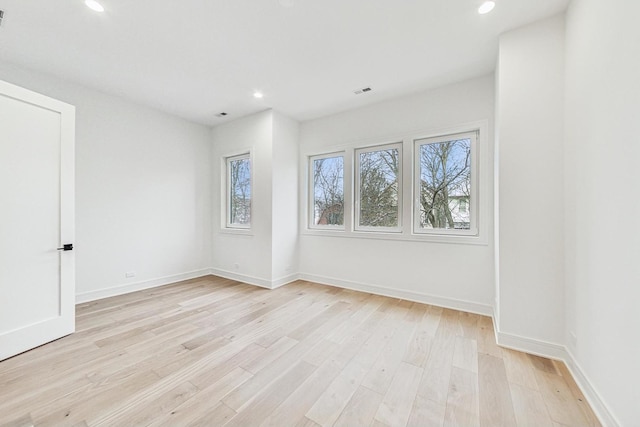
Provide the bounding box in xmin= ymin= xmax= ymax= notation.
xmin=0 ymin=276 xmax=600 ymax=427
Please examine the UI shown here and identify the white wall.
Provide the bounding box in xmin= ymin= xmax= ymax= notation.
xmin=298 ymin=75 xmax=495 ymax=311
xmin=211 ymin=110 xmax=274 ymax=284
xmin=495 ymin=16 xmax=566 ymax=345
xmin=0 ymin=61 xmax=212 ymax=301
xmin=564 ymin=0 xmax=640 ymax=425
xmin=211 ymin=109 xmax=300 ymax=287
xmin=271 ymin=111 xmax=300 ymax=282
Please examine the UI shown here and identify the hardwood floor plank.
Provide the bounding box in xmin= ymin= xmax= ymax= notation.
xmin=221 ymin=303 xmax=352 ymax=412
xmin=477 ymin=316 xmax=501 ymax=357
xmin=509 ymin=382 xmax=554 ymax=427
xmin=0 ymin=415 xmax=34 ymax=427
xmin=444 ymin=367 xmax=480 ymax=427
xmin=534 ymin=369 xmax=592 ymax=426
xmin=93 ymin=381 xmax=199 ymax=426
xmin=187 ymin=401 xmax=237 ymax=427
xmin=407 ymin=394 xmax=446 ymax=427
xmin=34 ymin=369 xmax=162 ymax=426
xmin=188 ymin=342 xmax=266 ymax=390
xmin=360 ymin=325 xmax=415 ymax=395
xmin=0 ymin=277 xmax=600 ymax=427
xmin=305 ymin=359 xmax=369 ymax=426
xmin=452 ymin=336 xmax=478 ymax=373
xmin=552 ymin=360 xmax=601 ymax=426
xmin=528 ymin=354 xmax=560 ymax=375
xmin=259 ymin=357 xmax=344 ymax=427
xmin=403 ymin=306 xmax=434 ymax=368
xmin=501 ymin=347 xmax=540 ymax=390
xmin=223 ymin=361 xmax=317 ymax=427
xmin=417 ymin=332 xmax=455 ymax=405
xmin=333 ymin=385 xmax=384 ymax=427
xmin=457 ymin=312 xmax=480 ymax=340
xmin=295 ymin=416 xmax=321 ymax=427
xmin=374 ymin=362 xmax=423 ymax=427
xmin=148 ymin=367 xmax=252 ymax=426
xmin=478 ymin=354 xmax=517 ymax=427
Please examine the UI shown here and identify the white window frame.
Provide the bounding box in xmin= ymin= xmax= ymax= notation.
xmin=225 ymin=152 xmax=251 ymax=229
xmin=308 ymin=152 xmax=346 ymax=230
xmin=413 ymin=131 xmax=478 ymax=236
xmin=354 ymin=142 xmax=403 ymax=233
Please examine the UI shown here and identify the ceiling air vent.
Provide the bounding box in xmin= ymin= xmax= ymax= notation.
xmin=353 ymin=87 xmax=372 ymax=95
xmin=0 ymin=10 xmax=5 ymax=27
xmin=215 ymin=112 xmax=228 ymax=118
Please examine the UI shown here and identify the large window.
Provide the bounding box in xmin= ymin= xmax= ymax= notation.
xmin=226 ymin=153 xmax=251 ymax=228
xmin=355 ymin=143 xmax=402 ymax=232
xmin=414 ymin=131 xmax=476 ymax=235
xmin=304 ymin=123 xmax=484 ymax=243
xmin=310 ymin=153 xmax=344 ymax=228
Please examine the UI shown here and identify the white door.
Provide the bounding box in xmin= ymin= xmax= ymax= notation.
xmin=0 ymin=80 xmax=75 ymax=361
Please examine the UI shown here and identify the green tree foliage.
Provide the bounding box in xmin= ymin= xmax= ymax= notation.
xmin=359 ymin=148 xmax=399 ymax=227
xmin=313 ymin=157 xmax=344 ymax=225
xmin=230 ymin=158 xmax=251 ymax=224
xmin=419 ymin=139 xmax=470 ymax=229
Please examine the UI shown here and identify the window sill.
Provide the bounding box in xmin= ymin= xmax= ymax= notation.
xmin=219 ymin=227 xmax=253 ymax=237
xmin=300 ymin=228 xmax=488 ymax=246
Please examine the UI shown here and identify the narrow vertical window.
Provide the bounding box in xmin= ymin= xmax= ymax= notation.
xmin=355 ymin=143 xmax=402 ymax=231
xmin=310 ymin=153 xmax=344 ymax=228
xmin=414 ymin=131 xmax=476 ymax=234
xmin=227 ymin=153 xmax=251 ymax=228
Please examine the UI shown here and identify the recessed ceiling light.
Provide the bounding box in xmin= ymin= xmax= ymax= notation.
xmin=253 ymin=91 xmax=264 ymax=99
xmin=478 ymin=1 xmax=495 ymax=14
xmin=85 ymin=0 xmax=105 ymax=13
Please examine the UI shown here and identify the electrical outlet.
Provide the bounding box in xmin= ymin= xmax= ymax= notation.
xmin=125 ymin=272 xmax=136 ymax=278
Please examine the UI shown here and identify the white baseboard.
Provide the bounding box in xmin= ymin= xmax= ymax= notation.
xmin=494 ymin=326 xmax=618 ymax=427
xmin=564 ymin=349 xmax=621 ymax=427
xmin=209 ymin=268 xmax=299 ymax=290
xmin=271 ymin=273 xmax=301 ymax=289
xmin=209 ymin=268 xmax=273 ymax=289
xmin=299 ymin=273 xmax=493 ymax=316
xmin=495 ymin=329 xmax=567 ymax=360
xmin=75 ymin=268 xmax=211 ymax=303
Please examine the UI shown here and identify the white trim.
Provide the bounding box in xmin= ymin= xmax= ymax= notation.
xmin=75 ymin=269 xmax=212 ymax=303
xmin=495 ymin=329 xmax=566 ymax=360
xmin=299 ymin=273 xmax=493 ymax=316
xmin=208 ymin=268 xmax=298 ymax=290
xmin=300 ymin=227 xmax=489 ymax=246
xmin=209 ymin=268 xmax=272 ymax=289
xmin=271 ymin=273 xmax=301 ymax=289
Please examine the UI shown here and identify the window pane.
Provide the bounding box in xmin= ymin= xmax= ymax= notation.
xmin=312 ymin=156 xmax=344 ymax=226
xmin=359 ymin=148 xmax=399 ymax=227
xmin=418 ymin=138 xmax=471 ymax=230
xmin=229 ymin=157 xmax=251 ymax=226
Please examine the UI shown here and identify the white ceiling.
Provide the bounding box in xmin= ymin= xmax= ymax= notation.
xmin=0 ymin=0 xmax=569 ymax=126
